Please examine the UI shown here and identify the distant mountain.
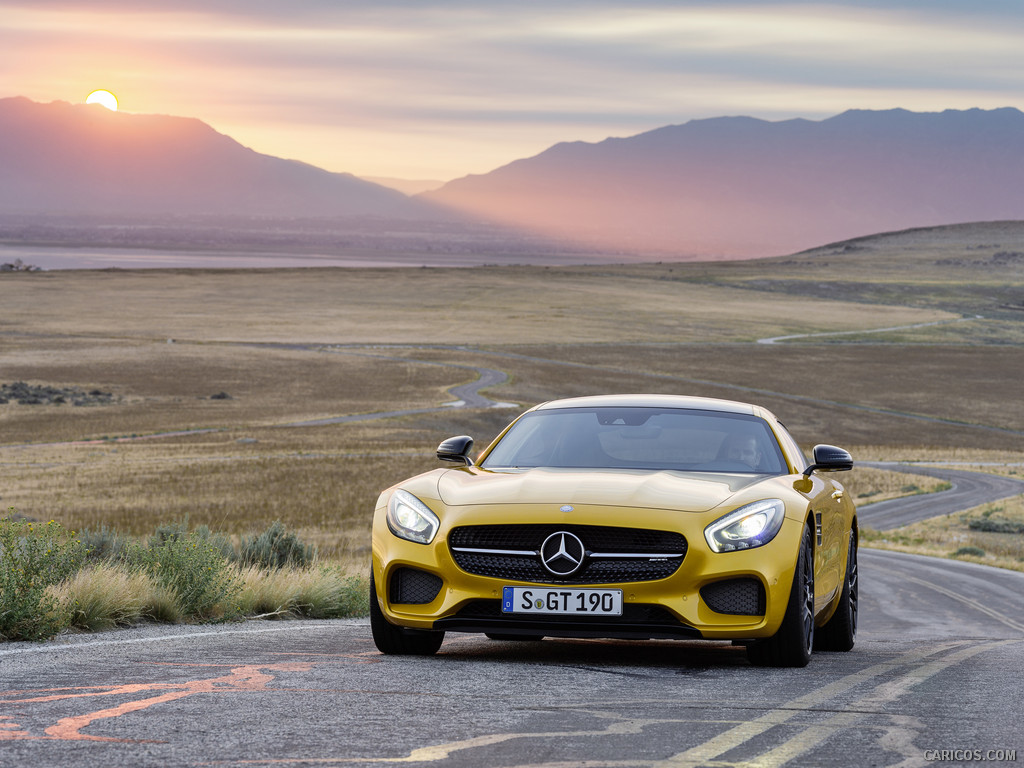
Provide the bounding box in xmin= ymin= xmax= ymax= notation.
xmin=0 ymin=96 xmax=433 ymax=219
xmin=423 ymin=108 xmax=1024 ymax=258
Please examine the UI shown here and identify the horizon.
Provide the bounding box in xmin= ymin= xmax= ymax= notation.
xmin=4 ymin=1 xmax=1024 ymax=181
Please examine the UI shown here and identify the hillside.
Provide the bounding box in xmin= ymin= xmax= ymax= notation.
xmin=0 ymin=97 xmax=433 ymax=219
xmin=424 ymin=108 xmax=1024 ymax=258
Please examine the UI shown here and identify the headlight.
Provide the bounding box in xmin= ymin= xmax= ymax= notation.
xmin=386 ymin=489 xmax=440 ymax=544
xmin=704 ymin=499 xmax=786 ymax=553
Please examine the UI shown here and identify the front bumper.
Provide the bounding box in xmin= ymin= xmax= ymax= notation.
xmin=372 ymin=507 xmax=806 ymax=641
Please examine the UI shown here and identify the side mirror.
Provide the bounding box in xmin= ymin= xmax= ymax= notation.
xmin=437 ymin=435 xmax=474 ymax=466
xmin=803 ymin=444 xmax=853 ymax=476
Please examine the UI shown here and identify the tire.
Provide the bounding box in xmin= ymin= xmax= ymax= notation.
xmin=747 ymin=525 xmax=815 ymax=668
xmin=815 ymin=529 xmax=858 ymax=652
xmin=485 ymin=633 xmax=545 ymax=641
xmin=369 ymin=574 xmax=445 ymax=656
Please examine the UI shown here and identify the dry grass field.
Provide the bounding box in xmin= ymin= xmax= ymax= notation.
xmin=2 ymin=222 xmax=1022 ymax=570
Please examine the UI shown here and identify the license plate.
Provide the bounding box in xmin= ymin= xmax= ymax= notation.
xmin=502 ymin=587 xmax=623 ymax=616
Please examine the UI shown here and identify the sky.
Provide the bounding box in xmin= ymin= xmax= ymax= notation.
xmin=4 ymin=1 xmax=1024 ymax=182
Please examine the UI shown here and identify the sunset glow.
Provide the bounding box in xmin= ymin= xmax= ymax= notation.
xmin=4 ymin=1 xmax=1023 ymax=180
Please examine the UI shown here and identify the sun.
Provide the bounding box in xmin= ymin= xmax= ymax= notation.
xmin=85 ymin=89 xmax=118 ymax=111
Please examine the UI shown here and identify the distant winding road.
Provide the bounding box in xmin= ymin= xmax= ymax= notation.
xmin=277 ymin=350 xmax=516 ymax=428
xmin=858 ymin=461 xmax=1024 ymax=530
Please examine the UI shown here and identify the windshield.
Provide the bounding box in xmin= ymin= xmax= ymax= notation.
xmin=481 ymin=407 xmax=788 ymax=474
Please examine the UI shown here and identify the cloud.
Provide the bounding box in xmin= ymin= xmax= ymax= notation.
xmin=3 ymin=1 xmax=1024 ymax=178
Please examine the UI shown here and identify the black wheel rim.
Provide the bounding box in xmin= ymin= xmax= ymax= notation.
xmin=801 ymin=535 xmax=815 ymax=652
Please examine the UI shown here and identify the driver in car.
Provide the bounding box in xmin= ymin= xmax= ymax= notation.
xmin=722 ymin=434 xmax=763 ymax=470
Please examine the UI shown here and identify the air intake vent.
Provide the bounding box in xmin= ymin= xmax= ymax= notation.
xmin=389 ymin=568 xmax=443 ymax=605
xmin=700 ymin=578 xmax=766 ymax=615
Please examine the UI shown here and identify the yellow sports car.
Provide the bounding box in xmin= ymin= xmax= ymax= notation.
xmin=370 ymin=394 xmax=857 ymax=667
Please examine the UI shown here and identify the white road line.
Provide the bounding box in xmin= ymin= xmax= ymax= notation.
xmin=0 ymin=621 xmax=366 ymax=658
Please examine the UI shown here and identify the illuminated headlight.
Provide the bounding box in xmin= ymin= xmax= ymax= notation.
xmin=704 ymin=499 xmax=786 ymax=553
xmin=386 ymin=489 xmax=440 ymax=544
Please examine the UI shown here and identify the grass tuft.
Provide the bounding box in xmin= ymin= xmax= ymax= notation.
xmin=50 ymin=564 xmax=156 ymax=630
xmin=234 ymin=565 xmax=368 ymax=619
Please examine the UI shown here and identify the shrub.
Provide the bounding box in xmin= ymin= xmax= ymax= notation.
xmin=130 ymin=530 xmax=239 ymax=620
xmin=237 ymin=521 xmax=316 ymax=570
xmin=968 ymin=518 xmax=1024 ymax=534
xmin=951 ymin=546 xmax=986 ymax=558
xmin=0 ymin=516 xmax=83 ymax=641
xmin=78 ymin=524 xmax=132 ymax=563
xmin=149 ymin=520 xmax=235 ymax=560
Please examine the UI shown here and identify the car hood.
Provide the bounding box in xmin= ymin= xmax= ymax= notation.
xmin=435 ymin=467 xmax=764 ymax=513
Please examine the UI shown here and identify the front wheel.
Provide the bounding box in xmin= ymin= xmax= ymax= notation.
xmin=747 ymin=525 xmax=815 ymax=668
xmin=369 ymin=574 xmax=445 ymax=656
xmin=815 ymin=529 xmax=858 ymax=652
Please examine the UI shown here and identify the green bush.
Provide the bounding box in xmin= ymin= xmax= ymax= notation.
xmin=78 ymin=524 xmax=131 ymax=563
xmin=968 ymin=518 xmax=1024 ymax=534
xmin=1 ymin=516 xmax=362 ymax=642
xmin=130 ymin=529 xmax=239 ymax=620
xmin=148 ymin=520 xmax=233 ymax=558
xmin=951 ymin=546 xmax=986 ymax=558
xmin=238 ymin=521 xmax=316 ymax=570
xmin=0 ymin=516 xmax=83 ymax=641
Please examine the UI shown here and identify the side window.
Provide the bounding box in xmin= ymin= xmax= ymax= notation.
xmin=773 ymin=421 xmax=809 ymax=473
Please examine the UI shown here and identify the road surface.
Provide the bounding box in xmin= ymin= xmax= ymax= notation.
xmin=2 ymin=466 xmax=1022 ymax=767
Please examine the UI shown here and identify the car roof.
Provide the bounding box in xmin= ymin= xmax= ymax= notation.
xmin=531 ymin=394 xmax=766 ymax=417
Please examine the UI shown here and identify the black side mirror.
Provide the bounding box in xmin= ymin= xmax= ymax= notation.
xmin=803 ymin=444 xmax=853 ymax=476
xmin=437 ymin=435 xmax=474 ymax=466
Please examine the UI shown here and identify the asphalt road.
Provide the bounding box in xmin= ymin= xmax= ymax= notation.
xmin=3 ymin=463 xmax=1023 ymax=767
xmin=858 ymin=462 xmax=1024 ymax=530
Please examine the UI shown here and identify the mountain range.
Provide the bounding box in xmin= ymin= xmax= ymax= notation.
xmin=4 ymin=96 xmax=1024 ymax=259
xmin=425 ymin=107 xmax=1024 ymax=256
xmin=0 ymin=96 xmax=429 ymax=220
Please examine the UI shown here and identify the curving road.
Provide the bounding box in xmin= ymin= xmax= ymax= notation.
xmin=2 ymin=466 xmax=1023 ymax=767
xmin=858 ymin=461 xmax=1024 ymax=530
xmin=257 ymin=346 xmax=516 ymax=428
xmin=756 ymin=316 xmax=977 ymax=344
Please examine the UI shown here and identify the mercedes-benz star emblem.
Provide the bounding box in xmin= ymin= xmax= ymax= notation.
xmin=540 ymin=531 xmax=585 ymax=576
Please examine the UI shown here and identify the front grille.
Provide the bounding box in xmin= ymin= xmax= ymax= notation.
xmin=700 ymin=578 xmax=766 ymax=615
xmin=389 ymin=567 xmax=443 ymax=605
xmin=448 ymin=524 xmax=686 ymax=584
